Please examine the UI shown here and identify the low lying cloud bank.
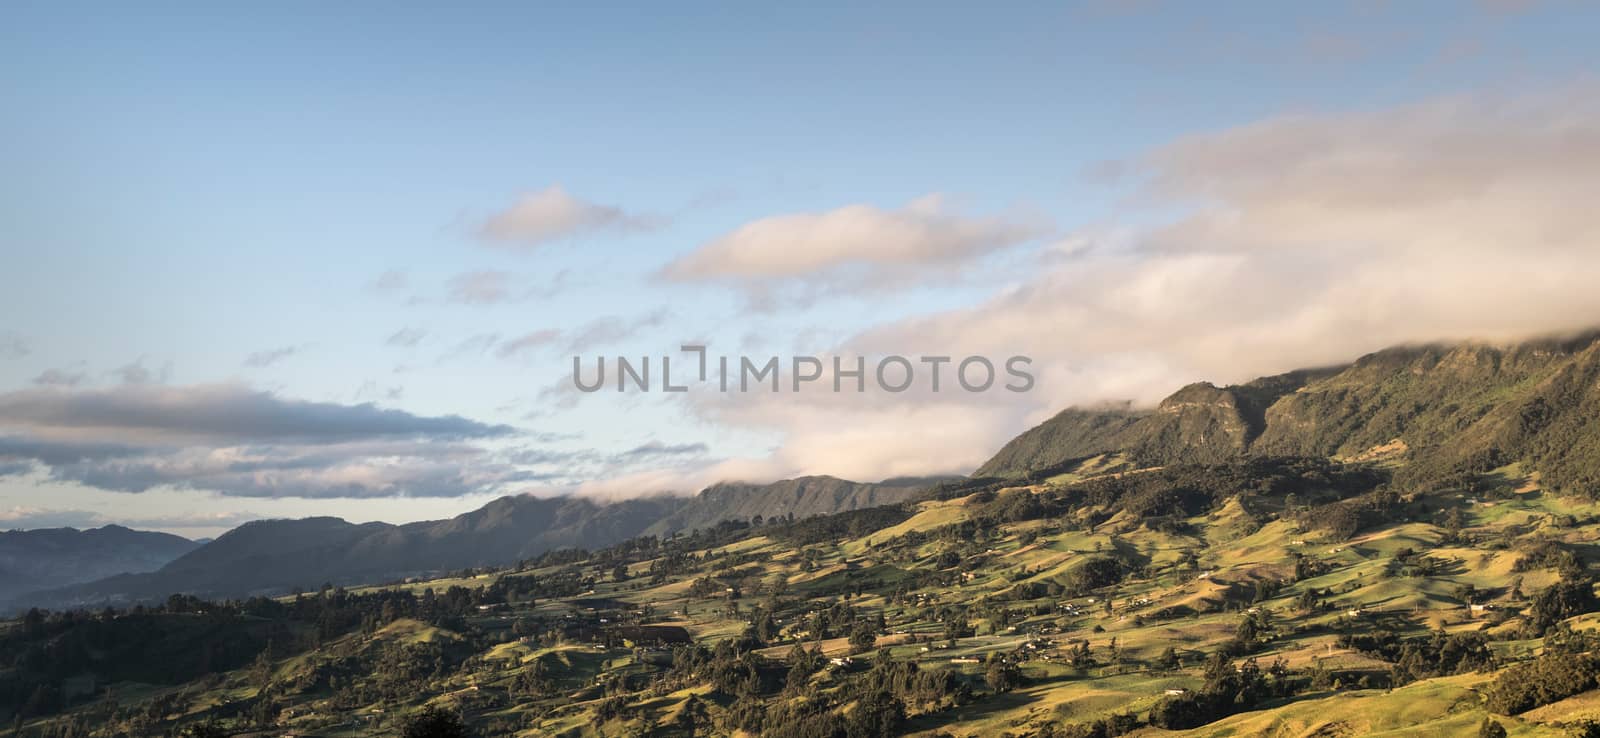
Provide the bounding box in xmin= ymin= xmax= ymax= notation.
xmin=646 ymin=88 xmax=1600 ymax=488
xmin=0 ymin=506 xmax=259 ymax=532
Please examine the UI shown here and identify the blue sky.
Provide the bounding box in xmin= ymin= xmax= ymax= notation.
xmin=4 ymin=1 xmax=1599 ymax=537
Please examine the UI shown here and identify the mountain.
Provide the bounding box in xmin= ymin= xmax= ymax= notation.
xmin=641 ymin=474 xmax=947 ymax=537
xmin=976 ymin=331 xmax=1600 ymax=496
xmin=9 ymin=476 xmax=942 ymax=610
xmin=0 ymin=525 xmax=198 ymax=602
xmin=15 ymin=498 xmax=684 ymax=609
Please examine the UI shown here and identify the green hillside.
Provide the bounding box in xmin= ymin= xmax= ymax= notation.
xmin=977 ymin=333 xmax=1600 ymax=499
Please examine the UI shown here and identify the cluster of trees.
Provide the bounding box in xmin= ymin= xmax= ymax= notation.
xmin=1513 ymin=539 xmax=1585 ymax=577
xmin=0 ymin=581 xmax=514 ymax=725
xmin=1148 ymin=653 xmax=1295 ymax=729
xmin=1483 ymin=651 xmax=1600 ymax=715
xmin=766 ymin=506 xmax=915 ymax=546
xmin=1526 ymin=576 xmax=1600 ymax=635
xmin=1337 ymin=628 xmax=1496 ymax=684
xmin=1295 ymin=485 xmax=1404 ymax=540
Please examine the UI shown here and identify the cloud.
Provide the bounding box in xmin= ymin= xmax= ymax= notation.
xmin=0 ymin=383 xmax=525 ymax=499
xmin=386 ymin=328 xmax=427 ymax=348
xmin=118 ymin=510 xmax=263 ymax=530
xmin=243 ymin=345 xmax=300 ymax=368
xmin=444 ymin=333 xmax=501 ymax=360
xmin=0 ymin=435 xmax=146 ymax=467
xmin=496 ymin=329 xmax=562 ymax=359
xmin=0 ymin=333 xmax=27 ymax=360
xmin=112 ymin=358 xmax=169 ymax=385
xmin=480 ymin=185 xmax=660 ymax=247
xmin=32 ymin=368 xmax=87 ymax=387
xmin=433 ymin=270 xmax=572 ymax=307
xmin=0 ymin=506 xmax=261 ymax=532
xmin=566 ymin=308 xmax=671 ymax=352
xmin=352 ymin=380 xmax=405 ymax=403
xmin=660 ymin=194 xmax=1047 ymax=300
xmin=36 ymin=443 xmax=526 ymax=498
xmin=0 ymin=507 xmax=103 ymax=529
xmin=618 ymin=88 xmax=1600 ymax=491
xmin=447 ymin=270 xmax=515 ymax=305
xmin=369 ymin=269 xmax=409 ymax=293
xmin=0 ymin=383 xmax=513 ymax=446
xmin=495 ymin=310 xmax=667 ymax=370
xmin=611 ymin=441 xmax=709 ymax=462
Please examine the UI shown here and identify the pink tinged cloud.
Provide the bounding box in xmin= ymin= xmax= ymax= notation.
xmin=479 ymin=185 xmax=661 ymax=247
xmin=617 ymin=88 xmax=1600 ymax=493
xmin=660 ymin=194 xmax=1049 ymax=288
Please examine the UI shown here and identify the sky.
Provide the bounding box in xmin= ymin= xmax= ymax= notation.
xmin=3 ymin=1 xmax=1600 ymax=538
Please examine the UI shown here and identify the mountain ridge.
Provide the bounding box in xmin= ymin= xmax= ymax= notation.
xmin=0 ymin=525 xmax=198 ymax=603
xmin=6 ymin=475 xmax=938 ymax=610
xmin=976 ymin=331 xmax=1600 ymax=495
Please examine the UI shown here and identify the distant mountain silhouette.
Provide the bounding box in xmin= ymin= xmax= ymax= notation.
xmin=0 ymin=525 xmax=197 ymax=603
xmin=8 ymin=476 xmax=943 ymax=610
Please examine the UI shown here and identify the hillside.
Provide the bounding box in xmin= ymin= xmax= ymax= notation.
xmin=0 ymin=525 xmax=197 ymax=602
xmin=977 ymin=332 xmax=1600 ymax=495
xmin=10 ymin=451 xmax=1600 ymax=737
xmin=641 ymin=475 xmax=943 ymax=537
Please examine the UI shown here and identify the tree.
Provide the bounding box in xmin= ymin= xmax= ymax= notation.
xmin=985 ymin=656 xmax=1019 ymax=693
xmin=755 ymin=610 xmax=778 ymax=643
xmin=845 ymin=690 xmax=905 ymax=738
xmin=849 ymin=620 xmax=878 ymax=654
xmin=402 ymin=706 xmax=470 ymax=738
xmin=1478 ymin=717 xmax=1507 ymax=738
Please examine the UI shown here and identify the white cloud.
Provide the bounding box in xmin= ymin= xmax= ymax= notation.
xmin=480 ymin=185 xmax=659 ymax=247
xmin=0 ymin=506 xmax=260 ymax=532
xmin=661 ymin=194 xmax=1047 ymax=300
xmin=617 ymin=88 xmax=1600 ymax=491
